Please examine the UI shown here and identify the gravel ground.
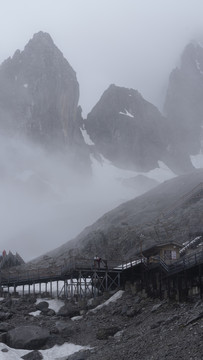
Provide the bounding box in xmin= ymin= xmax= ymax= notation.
xmin=0 ymin=290 xmax=202 ymax=360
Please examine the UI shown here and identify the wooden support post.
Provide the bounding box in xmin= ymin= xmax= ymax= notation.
xmin=118 ymin=272 xmax=120 ymax=288
xmin=177 ymin=274 xmax=180 ymax=302
xmin=199 ymin=264 xmax=203 ymax=299
xmin=184 ymin=269 xmax=188 ymax=301
xmin=77 ymin=278 xmax=79 ymax=298
xmin=159 ymin=270 xmax=162 ymax=300
xmin=33 ymin=283 xmax=35 ymax=296
xmin=64 ymin=280 xmax=66 ymax=298
xmin=93 ymin=271 xmax=97 ymax=298
xmin=71 ymin=277 xmax=73 ymax=298
xmin=167 ymin=277 xmax=170 ymax=299
xmin=45 ymin=283 xmax=47 ymax=294
xmin=105 ymin=271 xmax=108 ymax=291
xmin=50 ymin=281 xmax=52 ymax=298
xmin=23 ymin=285 xmax=24 ymax=297
xmin=28 ymin=284 xmax=30 ymax=295
xmin=57 ymin=281 xmax=59 ymax=298
xmin=84 ymin=277 xmax=87 ymax=297
xmin=79 ymin=271 xmax=82 ymax=299
xmin=39 ymin=283 xmax=41 ymax=296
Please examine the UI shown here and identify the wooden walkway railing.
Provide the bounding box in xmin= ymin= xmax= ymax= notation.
xmin=0 ymin=257 xmax=141 ymax=288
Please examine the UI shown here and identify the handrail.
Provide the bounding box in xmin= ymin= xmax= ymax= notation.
xmin=0 ymin=249 xmax=203 ymax=287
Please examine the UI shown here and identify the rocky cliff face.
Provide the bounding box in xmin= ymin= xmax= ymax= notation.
xmin=85 ymin=84 xmax=168 ymax=172
xmin=0 ymin=31 xmax=90 ymax=170
xmin=164 ymin=41 xmax=203 ymax=155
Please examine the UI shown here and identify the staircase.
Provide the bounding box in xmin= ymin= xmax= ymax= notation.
xmin=154 ymin=249 xmax=203 ymax=276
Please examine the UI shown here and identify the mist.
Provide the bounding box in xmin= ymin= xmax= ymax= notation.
xmin=0 ymin=128 xmax=178 ymax=262
xmin=0 ymin=134 xmax=139 ymax=261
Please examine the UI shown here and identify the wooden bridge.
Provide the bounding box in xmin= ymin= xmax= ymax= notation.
xmin=0 ymin=248 xmax=202 ymax=300
xmin=0 ymin=257 xmax=138 ymax=299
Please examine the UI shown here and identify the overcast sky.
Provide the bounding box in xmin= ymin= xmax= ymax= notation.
xmin=0 ymin=0 xmax=203 ymax=116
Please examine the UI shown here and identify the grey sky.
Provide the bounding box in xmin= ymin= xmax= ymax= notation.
xmin=0 ymin=0 xmax=203 ymax=116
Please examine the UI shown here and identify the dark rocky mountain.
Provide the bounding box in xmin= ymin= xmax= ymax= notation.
xmin=85 ymin=84 xmax=167 ymax=172
xmin=0 ymin=32 xmax=199 ymax=177
xmin=164 ymin=41 xmax=203 ymax=156
xmin=0 ymin=31 xmax=90 ymax=171
xmin=84 ymin=84 xmax=194 ymax=174
xmin=28 ymin=169 xmax=203 ymax=268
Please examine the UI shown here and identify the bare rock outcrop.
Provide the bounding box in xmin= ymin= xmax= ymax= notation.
xmin=0 ymin=31 xmax=90 ymax=172
xmin=85 ymin=84 xmax=167 ymax=172
xmin=164 ymin=41 xmax=203 ymax=156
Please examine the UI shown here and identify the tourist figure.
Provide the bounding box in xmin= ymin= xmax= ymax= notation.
xmin=94 ymin=255 xmax=101 ymax=269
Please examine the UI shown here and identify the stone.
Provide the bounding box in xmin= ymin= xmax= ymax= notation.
xmin=151 ymin=303 xmax=162 ymax=313
xmin=67 ymin=351 xmax=87 ymax=360
xmin=96 ymin=326 xmax=120 ymax=340
xmin=6 ymin=325 xmax=50 ymax=350
xmin=21 ymin=350 xmax=43 ymax=359
xmin=0 ymin=311 xmax=12 ymax=321
xmin=0 ymin=332 xmax=7 ymax=343
xmin=0 ymin=322 xmax=13 ymax=332
xmin=55 ymin=321 xmax=74 ymax=337
xmin=36 ymin=301 xmax=49 ymax=311
xmin=57 ymin=304 xmax=80 ymax=318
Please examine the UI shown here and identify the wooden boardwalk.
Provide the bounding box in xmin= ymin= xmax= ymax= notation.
xmin=0 ymin=251 xmax=202 ymax=299
xmin=0 ymin=257 xmax=137 ymax=298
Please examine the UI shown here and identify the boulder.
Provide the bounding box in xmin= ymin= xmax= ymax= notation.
xmin=0 ymin=322 xmax=13 ymax=332
xmin=21 ymin=350 xmax=43 ymax=359
xmin=0 ymin=311 xmax=12 ymax=321
xmin=36 ymin=301 xmax=49 ymax=311
xmin=57 ymin=304 xmax=80 ymax=318
xmin=55 ymin=321 xmax=74 ymax=338
xmin=6 ymin=325 xmax=50 ymax=349
xmin=96 ymin=326 xmax=120 ymax=340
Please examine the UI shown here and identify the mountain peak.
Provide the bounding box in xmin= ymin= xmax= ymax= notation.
xmin=32 ymin=31 xmax=54 ymax=43
xmin=23 ymin=31 xmax=60 ymax=56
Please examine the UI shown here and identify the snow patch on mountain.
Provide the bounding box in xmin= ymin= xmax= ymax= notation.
xmin=190 ymin=153 xmax=203 ymax=168
xmin=119 ymin=109 xmax=134 ymax=118
xmin=80 ymin=127 xmax=95 ymax=145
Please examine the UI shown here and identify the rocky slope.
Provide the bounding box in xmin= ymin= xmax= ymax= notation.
xmin=0 ymin=31 xmax=90 ymax=171
xmin=164 ymin=41 xmax=203 ymax=156
xmin=27 ymin=169 xmax=203 ymax=268
xmin=0 ymin=290 xmax=202 ymax=359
